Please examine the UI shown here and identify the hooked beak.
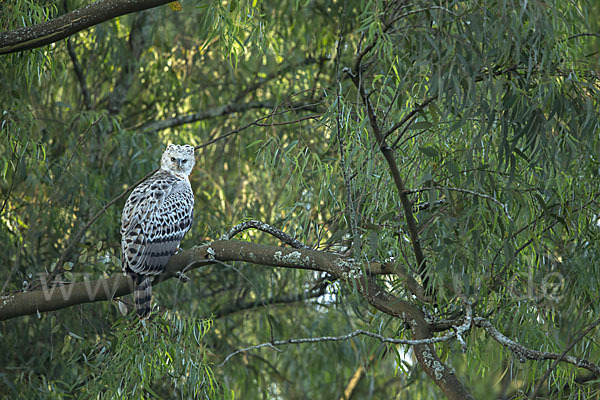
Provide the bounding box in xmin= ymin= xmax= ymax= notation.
xmin=176 ymin=159 xmax=183 ymax=169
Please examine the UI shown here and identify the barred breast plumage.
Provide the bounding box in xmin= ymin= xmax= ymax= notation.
xmin=121 ymin=144 xmax=195 ymax=318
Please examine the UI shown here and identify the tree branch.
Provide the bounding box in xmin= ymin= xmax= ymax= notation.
xmin=138 ymin=100 xmax=278 ymax=134
xmin=0 ymin=240 xmax=387 ymax=321
xmin=0 ymin=0 xmax=173 ymax=55
xmin=356 ymin=274 xmax=474 ymax=400
xmin=344 ymin=67 xmax=429 ymax=289
xmin=213 ymin=284 xmax=328 ymax=319
xmin=219 ymin=219 xmax=310 ymax=249
xmin=384 ymin=96 xmax=437 ymax=142
xmin=218 ymin=323 xmax=468 ymax=367
xmin=106 ymin=9 xmax=154 ymax=115
xmin=531 ymin=317 xmax=600 ymax=397
xmin=66 ymin=37 xmax=92 ymax=110
xmin=474 ymin=317 xmax=600 ymax=376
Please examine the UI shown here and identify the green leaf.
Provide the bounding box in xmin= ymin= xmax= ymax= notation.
xmin=419 ymin=146 xmax=439 ymax=157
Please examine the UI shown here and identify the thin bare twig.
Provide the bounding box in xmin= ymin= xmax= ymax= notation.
xmin=255 ymin=114 xmax=321 ymax=127
xmin=219 ymin=308 xmax=471 ymax=367
xmin=565 ymin=32 xmax=600 ymax=41
xmin=406 ymin=186 xmax=512 ymax=221
xmin=531 ymin=317 xmax=600 ymax=398
xmin=195 ymin=108 xmax=321 ymax=152
xmin=385 ymin=96 xmax=437 ymax=141
xmin=474 ymin=317 xmax=600 ymax=376
xmin=334 ymin=3 xmax=359 ymax=251
xmin=66 ymin=36 xmax=92 ymax=110
xmin=219 ymin=220 xmax=309 ymax=249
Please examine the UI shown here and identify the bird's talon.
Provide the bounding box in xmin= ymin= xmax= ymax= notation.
xmin=175 ymin=271 xmax=190 ymax=283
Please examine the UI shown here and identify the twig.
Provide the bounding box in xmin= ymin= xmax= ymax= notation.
xmin=66 ymin=36 xmax=92 ymax=110
xmin=16 ymin=116 xmax=102 ymax=290
xmin=139 ymin=100 xmax=276 ymax=134
xmin=531 ymin=317 xmax=600 ymax=398
xmin=255 ymin=114 xmax=321 ymax=127
xmin=344 ymin=67 xmax=429 ymax=287
xmin=406 ymin=186 xmax=513 ymax=221
xmin=213 ymin=283 xmax=328 ymax=318
xmin=219 ymin=220 xmax=309 ymax=249
xmin=195 ymin=108 xmax=321 ymax=152
xmin=334 ymin=4 xmax=360 ymax=250
xmin=384 ymin=96 xmax=437 ymax=141
xmin=219 ymin=316 xmax=470 ymax=367
xmin=474 ymin=317 xmax=600 ymax=376
xmin=565 ymin=32 xmax=600 ymax=41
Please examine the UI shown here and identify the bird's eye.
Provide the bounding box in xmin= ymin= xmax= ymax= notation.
xmin=171 ymin=157 xmax=176 ymax=162
xmin=182 ymin=160 xmax=187 ymax=164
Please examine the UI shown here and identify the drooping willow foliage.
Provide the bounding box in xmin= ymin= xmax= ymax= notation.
xmin=1 ymin=0 xmax=599 ymax=398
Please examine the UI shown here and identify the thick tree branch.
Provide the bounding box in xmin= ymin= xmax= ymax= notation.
xmin=355 ymin=274 xmax=474 ymax=400
xmin=1 ymin=240 xmax=385 ymax=321
xmin=0 ymin=0 xmax=173 ymax=55
xmin=3 ymin=239 xmax=597 ymax=395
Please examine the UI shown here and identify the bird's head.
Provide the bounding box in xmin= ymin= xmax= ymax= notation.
xmin=161 ymin=144 xmax=195 ymax=177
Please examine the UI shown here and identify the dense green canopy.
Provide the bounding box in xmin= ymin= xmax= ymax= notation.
xmin=1 ymin=0 xmax=600 ymax=398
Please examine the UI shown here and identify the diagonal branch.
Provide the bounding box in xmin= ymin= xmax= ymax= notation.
xmin=107 ymin=9 xmax=154 ymax=115
xmin=218 ymin=323 xmax=468 ymax=367
xmin=531 ymin=317 xmax=600 ymax=397
xmin=357 ymin=274 xmax=474 ymax=400
xmin=220 ymin=220 xmax=310 ymax=249
xmin=345 ymin=67 xmax=429 ymax=288
xmin=138 ymin=100 xmax=278 ymax=134
xmin=213 ymin=284 xmax=328 ymax=319
xmin=384 ymin=96 xmax=437 ymax=141
xmin=66 ymin=37 xmax=92 ymax=110
xmin=474 ymin=317 xmax=600 ymax=376
xmin=0 ymin=0 xmax=174 ymax=55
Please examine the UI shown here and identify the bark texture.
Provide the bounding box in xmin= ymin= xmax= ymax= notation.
xmin=0 ymin=0 xmax=172 ymax=55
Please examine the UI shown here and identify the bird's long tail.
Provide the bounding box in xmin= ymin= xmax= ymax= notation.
xmin=134 ymin=275 xmax=154 ymax=318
